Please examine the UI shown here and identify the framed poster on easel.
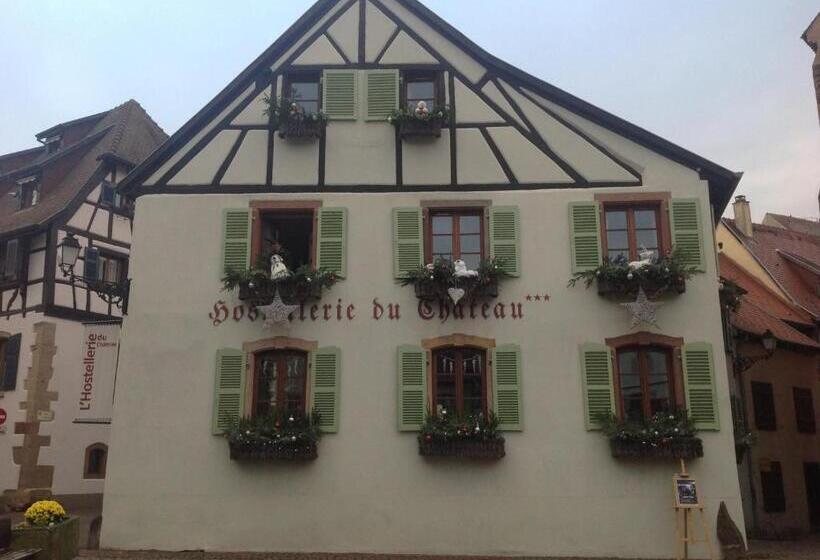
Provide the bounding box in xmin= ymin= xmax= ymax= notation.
xmin=673 ymin=460 xmax=714 ymax=560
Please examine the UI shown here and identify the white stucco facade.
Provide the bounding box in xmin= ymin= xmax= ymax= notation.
xmin=101 ymin=1 xmax=743 ymax=557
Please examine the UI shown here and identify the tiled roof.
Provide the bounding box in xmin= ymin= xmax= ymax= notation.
xmin=763 ymin=213 xmax=820 ymax=237
xmin=722 ymin=218 xmax=820 ymax=318
xmin=0 ymin=100 xmax=167 ymax=237
xmin=719 ymin=253 xmax=819 ymax=350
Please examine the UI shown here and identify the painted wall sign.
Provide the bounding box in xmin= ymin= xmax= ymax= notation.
xmin=209 ymin=294 xmax=550 ymax=327
xmin=75 ymin=323 xmax=120 ymax=422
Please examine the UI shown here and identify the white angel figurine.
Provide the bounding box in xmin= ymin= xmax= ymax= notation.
xmin=414 ymin=100 xmax=430 ymax=118
xmin=270 ymin=254 xmax=291 ymax=280
xmin=453 ymin=259 xmax=478 ymax=278
xmin=628 ymin=247 xmax=656 ymax=270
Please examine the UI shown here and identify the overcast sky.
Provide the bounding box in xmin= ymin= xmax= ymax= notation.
xmin=1 ymin=1 xmax=817 ymax=220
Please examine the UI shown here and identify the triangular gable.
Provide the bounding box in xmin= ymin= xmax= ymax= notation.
xmin=121 ymin=0 xmax=739 ymax=216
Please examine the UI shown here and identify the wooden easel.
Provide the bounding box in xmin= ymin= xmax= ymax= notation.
xmin=674 ymin=459 xmax=715 ymax=560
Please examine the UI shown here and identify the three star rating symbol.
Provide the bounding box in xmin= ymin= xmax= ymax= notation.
xmin=525 ymin=293 xmax=550 ymax=302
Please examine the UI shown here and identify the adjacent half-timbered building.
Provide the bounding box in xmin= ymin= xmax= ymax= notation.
xmin=104 ymin=1 xmax=744 ymax=557
xmin=0 ymin=101 xmax=166 ymax=509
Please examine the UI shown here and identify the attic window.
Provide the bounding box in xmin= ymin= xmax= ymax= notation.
xmin=100 ymin=181 xmax=125 ymax=209
xmin=402 ymin=71 xmax=442 ymax=112
xmin=44 ymin=135 xmax=62 ymax=154
xmin=284 ymin=73 xmax=320 ymax=114
xmin=16 ymin=177 xmax=40 ymax=210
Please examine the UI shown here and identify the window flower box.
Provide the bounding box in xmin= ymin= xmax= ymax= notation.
xmin=609 ymin=436 xmax=703 ymax=460
xmin=388 ymin=104 xmax=450 ymax=140
xmin=225 ymin=413 xmax=321 ymax=463
xmin=596 ymin=275 xmax=686 ymax=299
xmin=397 ymin=118 xmax=443 ymax=139
xmin=277 ymin=117 xmax=325 ymax=141
xmin=419 ymin=438 xmax=505 ymax=460
xmin=229 ymin=440 xmax=318 ymax=461
xmin=223 ymin=265 xmax=337 ymax=306
xmin=11 ymin=517 xmax=79 ymax=560
xmin=402 ymin=258 xmax=507 ymax=305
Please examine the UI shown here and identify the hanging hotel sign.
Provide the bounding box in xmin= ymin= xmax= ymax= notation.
xmin=75 ymin=323 xmax=120 ymax=423
xmin=209 ymin=293 xmax=550 ymax=327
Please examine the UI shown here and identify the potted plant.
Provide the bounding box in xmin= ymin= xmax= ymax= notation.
xmin=401 ymin=258 xmax=508 ymax=305
xmin=222 ymin=263 xmax=338 ymax=306
xmin=568 ymin=246 xmax=700 ymax=299
xmin=263 ymin=95 xmax=328 ymax=140
xmin=11 ymin=500 xmax=79 ymax=560
xmin=225 ymin=411 xmax=322 ymax=461
xmin=598 ymin=410 xmax=703 ymax=460
xmin=418 ymin=410 xmax=505 ymax=460
xmin=388 ymin=102 xmax=450 ymax=139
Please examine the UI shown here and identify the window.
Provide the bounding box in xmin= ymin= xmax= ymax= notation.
xmin=16 ymin=178 xmax=40 ymax=210
xmin=100 ymin=181 xmax=125 ymax=210
xmin=252 ymin=350 xmax=308 ymax=418
xmin=427 ymin=209 xmax=484 ymax=270
xmin=761 ymin=461 xmax=786 ymax=512
xmin=403 ymin=71 xmax=440 ymax=111
xmin=95 ymin=252 xmax=127 ymax=285
xmin=616 ymin=346 xmax=675 ymax=422
xmin=0 ymin=239 xmax=19 ymax=283
xmin=794 ymin=387 xmax=816 ymax=434
xmin=256 ymin=210 xmax=314 ymax=271
xmin=83 ymin=443 xmax=108 ymax=479
xmin=432 ymin=347 xmax=487 ymax=417
xmin=284 ymin=73 xmax=320 ymax=114
xmin=602 ymin=205 xmax=662 ymax=262
xmin=752 ymin=381 xmax=777 ymax=431
xmin=44 ymin=135 xmax=62 ymax=154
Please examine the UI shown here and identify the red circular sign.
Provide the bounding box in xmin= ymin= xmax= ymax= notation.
xmin=0 ymin=408 xmax=6 ymax=426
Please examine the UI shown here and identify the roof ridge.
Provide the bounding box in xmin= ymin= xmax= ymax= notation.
xmin=737 ymin=298 xmax=820 ymax=349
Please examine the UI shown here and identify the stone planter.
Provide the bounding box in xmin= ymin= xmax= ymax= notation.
xmin=397 ymin=118 xmax=444 ymax=139
xmin=419 ymin=438 xmax=505 ymax=460
xmin=413 ymin=279 xmax=499 ymax=302
xmin=597 ymin=276 xmax=686 ymax=299
xmin=238 ymin=279 xmax=323 ymax=306
xmin=610 ymin=437 xmax=703 ymax=460
xmin=277 ymin=117 xmax=324 ymax=140
xmin=11 ymin=517 xmax=79 ymax=560
xmin=229 ymin=440 xmax=318 ymax=461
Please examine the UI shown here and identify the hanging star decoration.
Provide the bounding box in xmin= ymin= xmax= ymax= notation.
xmin=257 ymin=290 xmax=299 ymax=328
xmin=620 ymin=287 xmax=663 ymax=328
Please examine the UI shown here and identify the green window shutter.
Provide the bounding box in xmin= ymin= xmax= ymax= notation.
xmin=316 ymin=207 xmax=347 ymax=278
xmin=670 ymin=198 xmax=705 ymax=271
xmin=682 ymin=342 xmax=719 ymax=431
xmin=1 ymin=333 xmax=21 ymax=391
xmin=392 ymin=207 xmax=423 ymax=279
xmin=323 ymin=69 xmax=358 ymax=120
xmin=397 ymin=345 xmax=426 ymax=431
xmin=580 ymin=343 xmax=615 ymax=430
xmin=212 ymin=348 xmax=246 ymax=435
xmin=569 ymin=201 xmax=601 ymax=273
xmin=364 ymin=69 xmax=399 ymax=121
xmin=493 ymin=344 xmax=523 ymax=431
xmin=222 ymin=209 xmax=250 ymax=274
xmin=310 ymin=346 xmax=341 ymax=433
xmin=489 ymin=206 xmax=521 ymax=277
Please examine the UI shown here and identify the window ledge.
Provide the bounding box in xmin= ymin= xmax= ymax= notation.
xmin=397 ymin=118 xmax=444 ymax=139
xmin=229 ymin=440 xmax=317 ymax=462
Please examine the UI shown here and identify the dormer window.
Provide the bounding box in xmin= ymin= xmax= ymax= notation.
xmin=100 ymin=180 xmax=125 ymax=210
xmin=44 ymin=134 xmax=62 ymax=154
xmin=16 ymin=177 xmax=40 ymax=210
xmin=284 ymin=73 xmax=320 ymax=114
xmin=403 ymin=71 xmax=441 ymax=111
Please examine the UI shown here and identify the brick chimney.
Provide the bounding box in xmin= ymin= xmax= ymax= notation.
xmin=732 ymin=195 xmax=754 ymax=237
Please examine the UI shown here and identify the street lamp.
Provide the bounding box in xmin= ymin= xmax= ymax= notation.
xmin=57 ymin=233 xmax=131 ymax=313
xmin=761 ymin=330 xmax=777 ymax=357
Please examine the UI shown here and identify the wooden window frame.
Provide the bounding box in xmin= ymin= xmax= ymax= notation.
xmin=793 ymin=387 xmax=816 ymax=434
xmin=595 ymin=192 xmax=671 ymax=262
xmin=430 ymin=346 xmax=488 ymax=417
xmin=752 ymin=381 xmax=777 ymax=431
xmin=83 ymin=443 xmax=108 ymax=479
xmin=252 ymin=349 xmax=309 ymax=418
xmin=242 ymin=336 xmax=318 ymax=418
xmin=401 ymin=70 xmax=444 ymax=112
xmin=606 ymin=332 xmax=685 ymax=421
xmin=761 ymin=460 xmax=786 ymax=513
xmin=423 ymin=206 xmax=487 ymax=266
xmin=250 ymin=200 xmax=322 ymax=269
xmin=94 ymin=248 xmax=128 ymax=285
xmin=282 ymin=72 xmax=322 ymax=113
xmin=0 ymin=238 xmax=21 ymax=288
xmin=422 ymin=334 xmax=495 ymax=415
